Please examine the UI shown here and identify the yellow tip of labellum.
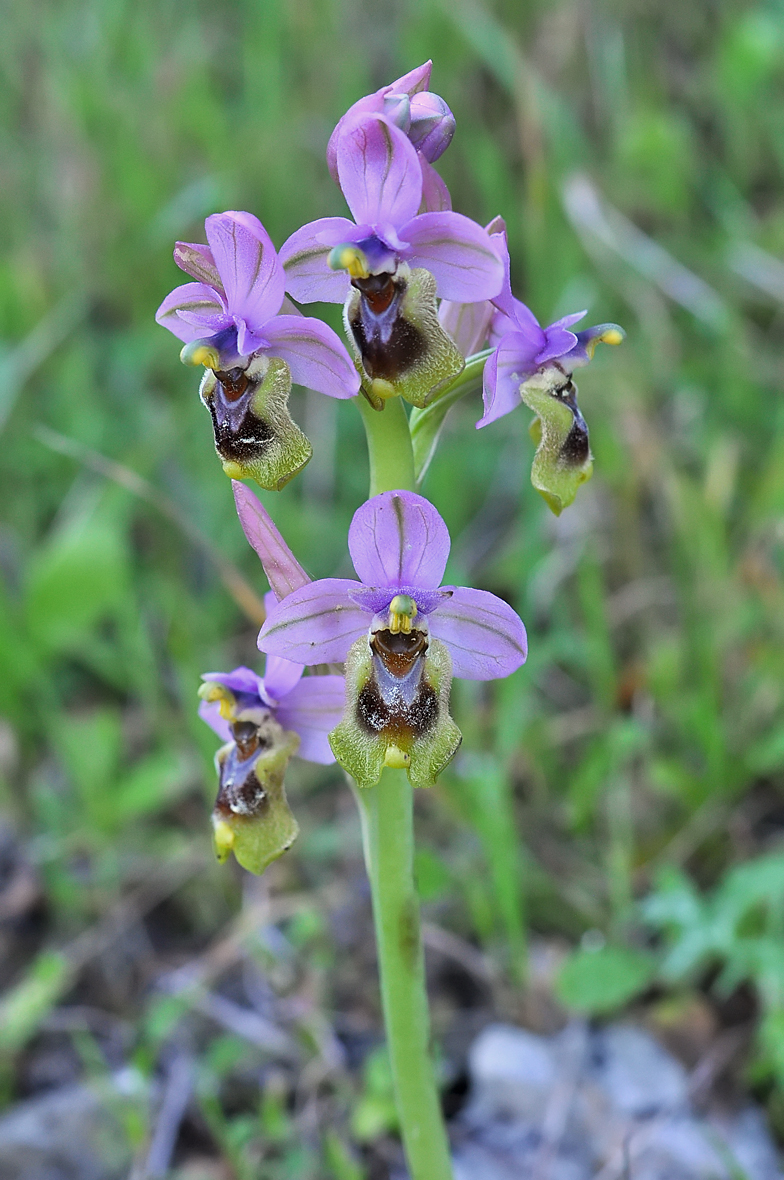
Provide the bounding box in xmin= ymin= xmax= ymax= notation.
xmin=212 ymin=817 xmax=236 ymax=862
xmin=389 ymin=594 xmax=417 ymax=634
xmin=180 ymin=340 xmax=220 ymax=369
xmin=384 ymin=745 xmax=410 ymax=770
xmin=329 ymin=244 xmax=370 ymax=279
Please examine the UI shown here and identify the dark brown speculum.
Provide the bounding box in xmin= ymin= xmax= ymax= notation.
xmin=356 ymin=627 xmax=438 ymax=744
xmin=348 ymin=273 xmax=425 ymax=382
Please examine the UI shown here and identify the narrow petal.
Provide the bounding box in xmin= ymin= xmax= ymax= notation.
xmin=262 ymin=654 xmax=304 ymax=702
xmin=205 ymin=212 xmax=285 ymax=329
xmin=279 ymin=217 xmax=357 ymax=304
xmin=202 ymin=667 xmax=262 ymax=696
xmin=429 ymin=586 xmax=527 ymax=680
xmin=232 ymin=481 xmax=311 ymax=599
xmin=337 ymin=114 xmax=422 ymax=228
xmin=419 ymin=158 xmax=452 ymax=212
xmin=401 ymin=212 xmax=504 ymax=302
xmin=536 ymin=325 xmax=579 ymax=366
xmin=550 ymin=310 xmax=587 ymax=332
xmin=263 ymin=315 xmax=360 ymax=399
xmin=275 ymin=674 xmax=346 ymax=763
xmin=155 ymin=282 xmax=227 ymax=343
xmin=348 ymin=490 xmax=450 ymax=590
xmin=258 ymin=578 xmax=369 ymax=665
xmin=173 ymin=241 xmax=222 ymax=288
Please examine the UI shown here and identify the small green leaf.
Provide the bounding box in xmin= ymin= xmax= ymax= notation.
xmin=556 ymin=944 xmax=655 ymax=1013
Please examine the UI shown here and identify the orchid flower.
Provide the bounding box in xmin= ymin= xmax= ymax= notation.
xmin=155 ymin=211 xmax=359 ymax=488
xmin=156 ymin=210 xmax=359 ymax=399
xmin=279 ymin=113 xmax=502 ymax=307
xmin=258 ymin=491 xmax=526 ymax=788
xmin=199 ymin=487 xmax=346 ymax=872
xmin=326 ymin=61 xmax=455 ymax=213
xmin=478 ymin=229 xmax=624 ymax=429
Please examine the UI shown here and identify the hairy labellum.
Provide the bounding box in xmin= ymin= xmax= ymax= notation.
xmin=520 ymin=365 xmax=593 ymax=516
xmin=330 ymin=619 xmax=461 ymax=789
xmin=199 ymin=354 xmax=312 ymax=491
xmin=345 ymin=264 xmax=463 ymax=409
xmin=208 ymin=697 xmax=300 ymax=875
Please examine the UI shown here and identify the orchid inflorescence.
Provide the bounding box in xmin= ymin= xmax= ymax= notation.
xmin=156 ymin=59 xmax=623 ymax=873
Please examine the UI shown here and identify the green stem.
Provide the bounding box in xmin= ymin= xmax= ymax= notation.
xmin=355 ymin=773 xmax=453 ymax=1180
xmin=357 ymin=393 xmax=416 ymax=495
xmin=353 ymin=391 xmax=453 ymax=1179
xmin=409 ymin=350 xmax=491 ymax=484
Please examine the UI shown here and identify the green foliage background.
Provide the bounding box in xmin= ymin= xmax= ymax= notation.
xmin=2 ymin=0 xmax=784 ymax=1171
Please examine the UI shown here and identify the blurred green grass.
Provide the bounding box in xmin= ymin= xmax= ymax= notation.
xmin=2 ymin=0 xmax=784 ymax=1170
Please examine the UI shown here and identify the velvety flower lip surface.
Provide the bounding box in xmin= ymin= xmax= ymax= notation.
xmin=258 ymin=491 xmax=527 ymax=681
xmin=279 ymin=114 xmax=503 ymax=307
xmin=326 ymin=61 xmax=454 ymax=213
xmin=199 ymin=660 xmax=345 ymax=765
xmin=155 ymin=210 xmax=359 ymax=400
xmin=477 ymin=229 xmax=624 ymax=428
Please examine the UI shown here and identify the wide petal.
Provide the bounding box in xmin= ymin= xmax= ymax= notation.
xmin=173 ymin=241 xmax=222 ymax=288
xmin=429 ymin=586 xmax=527 ymax=680
xmin=419 ymin=158 xmax=452 ymax=212
xmin=401 ymin=212 xmax=504 ymax=302
xmin=204 ymin=212 xmax=285 ymax=329
xmin=155 ymin=282 xmax=227 ymax=343
xmin=275 ymin=674 xmax=346 ymax=763
xmin=337 ymin=113 xmax=422 ymax=229
xmin=262 ymin=315 xmax=360 ymax=399
xmin=279 ymin=217 xmax=357 ymax=304
xmin=258 ymin=578 xmax=369 ymax=665
xmin=233 ymin=481 xmax=311 ymax=599
xmin=348 ymin=490 xmax=450 ymax=590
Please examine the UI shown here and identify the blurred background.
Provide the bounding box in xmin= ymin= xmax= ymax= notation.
xmin=2 ymin=0 xmax=784 ymax=1176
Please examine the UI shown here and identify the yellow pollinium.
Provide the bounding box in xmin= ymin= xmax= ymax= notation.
xmin=584 ymin=325 xmax=625 ymax=360
xmin=197 ymin=681 xmax=236 ymax=722
xmin=212 ymin=817 xmax=236 ymax=862
xmin=388 ymin=594 xmax=417 ymax=634
xmin=180 ymin=340 xmax=220 ymax=369
xmin=328 ymin=243 xmax=370 ymax=279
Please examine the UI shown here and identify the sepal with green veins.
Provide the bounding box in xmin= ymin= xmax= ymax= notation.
xmin=520 ymin=365 xmax=593 ymax=516
xmin=340 ymin=257 xmax=464 ymax=410
xmin=199 ymin=680 xmax=300 ymax=875
xmin=198 ymin=353 xmax=312 ymax=491
xmin=329 ymin=609 xmax=461 ymax=790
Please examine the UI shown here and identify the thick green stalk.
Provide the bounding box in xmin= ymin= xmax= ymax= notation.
xmin=357 ymin=393 xmax=416 ymax=496
xmin=355 ymin=774 xmax=453 ymax=1180
xmin=353 ymin=392 xmax=453 ymax=1179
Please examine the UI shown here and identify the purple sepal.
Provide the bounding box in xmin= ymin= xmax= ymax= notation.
xmin=258 ymin=578 xmax=370 ymax=664
xmin=348 ymin=490 xmax=450 ymax=588
xmin=429 ymin=586 xmax=527 ymax=680
xmin=232 ymin=481 xmax=311 ymax=600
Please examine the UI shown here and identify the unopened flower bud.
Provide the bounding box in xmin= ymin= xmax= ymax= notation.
xmin=382 ymin=92 xmax=411 ymax=132
xmin=408 ymin=92 xmax=455 ymax=162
